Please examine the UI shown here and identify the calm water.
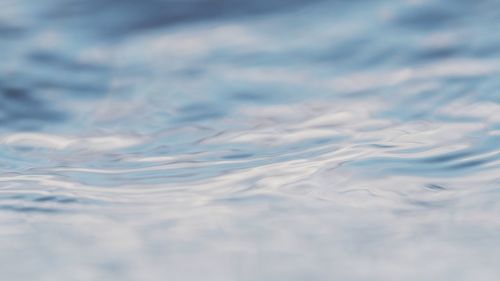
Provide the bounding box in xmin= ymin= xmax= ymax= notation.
xmin=1 ymin=0 xmax=499 ymax=280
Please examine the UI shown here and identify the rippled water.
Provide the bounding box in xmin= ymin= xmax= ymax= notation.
xmin=1 ymin=0 xmax=500 ymax=280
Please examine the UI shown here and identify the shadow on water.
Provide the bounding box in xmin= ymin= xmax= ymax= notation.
xmin=46 ymin=0 xmax=327 ymax=37
xmin=0 ymin=86 xmax=66 ymax=130
xmin=28 ymin=51 xmax=108 ymax=73
xmin=0 ymin=22 xmax=24 ymax=38
xmin=27 ymin=51 xmax=111 ymax=96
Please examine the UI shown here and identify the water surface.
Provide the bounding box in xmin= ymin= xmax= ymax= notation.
xmin=0 ymin=0 xmax=499 ymax=280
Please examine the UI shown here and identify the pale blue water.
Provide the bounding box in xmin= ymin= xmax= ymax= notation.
xmin=0 ymin=0 xmax=499 ymax=280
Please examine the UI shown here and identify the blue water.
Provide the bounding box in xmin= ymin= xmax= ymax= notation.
xmin=1 ymin=0 xmax=499 ymax=280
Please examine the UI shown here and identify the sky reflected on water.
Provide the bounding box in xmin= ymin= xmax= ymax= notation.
xmin=0 ymin=0 xmax=499 ymax=280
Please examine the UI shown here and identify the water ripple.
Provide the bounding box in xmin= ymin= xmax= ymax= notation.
xmin=0 ymin=0 xmax=499 ymax=280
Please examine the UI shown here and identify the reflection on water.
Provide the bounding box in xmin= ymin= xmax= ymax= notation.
xmin=0 ymin=0 xmax=499 ymax=280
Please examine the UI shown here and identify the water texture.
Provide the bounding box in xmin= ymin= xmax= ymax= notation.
xmin=0 ymin=0 xmax=499 ymax=280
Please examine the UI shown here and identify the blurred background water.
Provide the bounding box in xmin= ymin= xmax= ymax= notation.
xmin=0 ymin=0 xmax=499 ymax=280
